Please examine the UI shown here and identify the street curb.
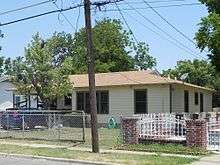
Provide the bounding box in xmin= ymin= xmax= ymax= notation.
xmin=0 ymin=152 xmax=120 ymax=165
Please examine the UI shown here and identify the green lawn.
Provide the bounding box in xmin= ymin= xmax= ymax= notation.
xmin=0 ymin=144 xmax=196 ymax=165
xmin=0 ymin=127 xmax=120 ymax=149
xmin=114 ymin=143 xmax=210 ymax=156
xmin=0 ymin=128 xmax=210 ymax=156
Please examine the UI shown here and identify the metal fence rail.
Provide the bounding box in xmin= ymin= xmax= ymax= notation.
xmin=207 ymin=121 xmax=220 ymax=151
xmin=0 ymin=111 xmax=86 ymax=142
xmin=137 ymin=113 xmax=186 ymax=141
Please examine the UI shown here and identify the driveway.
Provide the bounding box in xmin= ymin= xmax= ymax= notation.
xmin=0 ymin=155 xmax=92 ymax=165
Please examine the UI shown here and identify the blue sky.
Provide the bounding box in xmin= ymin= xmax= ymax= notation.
xmin=0 ymin=0 xmax=208 ymax=71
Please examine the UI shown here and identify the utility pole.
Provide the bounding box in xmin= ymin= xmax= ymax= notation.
xmin=84 ymin=0 xmax=99 ymax=153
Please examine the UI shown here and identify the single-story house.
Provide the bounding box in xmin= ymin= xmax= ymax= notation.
xmin=57 ymin=70 xmax=215 ymax=124
xmin=0 ymin=71 xmax=215 ymax=124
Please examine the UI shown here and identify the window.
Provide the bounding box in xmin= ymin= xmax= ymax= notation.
xmin=134 ymin=90 xmax=147 ymax=114
xmin=76 ymin=91 xmax=109 ymax=114
xmin=194 ymin=92 xmax=199 ymax=105
xmin=97 ymin=91 xmax=109 ymax=114
xmin=64 ymin=94 xmax=72 ymax=106
xmin=15 ymin=96 xmax=21 ymax=107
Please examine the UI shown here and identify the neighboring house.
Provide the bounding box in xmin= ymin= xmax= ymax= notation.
xmin=0 ymin=76 xmax=39 ymax=110
xmin=57 ymin=70 xmax=215 ymax=124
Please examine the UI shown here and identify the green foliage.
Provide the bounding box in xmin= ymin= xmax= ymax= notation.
xmin=199 ymin=0 xmax=220 ymax=13
xmin=195 ymin=13 xmax=220 ymax=72
xmin=70 ymin=19 xmax=156 ymax=73
xmin=0 ymin=30 xmax=3 ymax=51
xmin=13 ymin=33 xmax=72 ymax=109
xmin=162 ymin=59 xmax=216 ymax=87
xmin=134 ymin=42 xmax=156 ymax=70
xmin=196 ymin=1 xmax=220 ymax=72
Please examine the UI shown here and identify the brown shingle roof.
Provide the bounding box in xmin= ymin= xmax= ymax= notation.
xmin=68 ymin=70 xmax=214 ymax=92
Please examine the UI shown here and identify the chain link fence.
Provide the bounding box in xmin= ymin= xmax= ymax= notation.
xmin=0 ymin=111 xmax=86 ymax=142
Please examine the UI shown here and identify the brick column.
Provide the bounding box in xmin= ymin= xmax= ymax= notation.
xmin=121 ymin=117 xmax=139 ymax=144
xmin=186 ymin=119 xmax=207 ymax=148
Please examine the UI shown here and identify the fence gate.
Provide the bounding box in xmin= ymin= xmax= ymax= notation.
xmin=207 ymin=121 xmax=220 ymax=151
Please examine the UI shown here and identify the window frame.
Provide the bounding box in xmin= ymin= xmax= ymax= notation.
xmin=134 ymin=89 xmax=148 ymax=114
xmin=76 ymin=90 xmax=109 ymax=114
xmin=194 ymin=92 xmax=199 ymax=105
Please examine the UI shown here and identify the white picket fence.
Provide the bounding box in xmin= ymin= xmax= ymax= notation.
xmin=207 ymin=121 xmax=220 ymax=151
xmin=137 ymin=113 xmax=187 ymax=141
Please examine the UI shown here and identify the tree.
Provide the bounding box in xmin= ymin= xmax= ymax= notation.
xmin=134 ymin=42 xmax=156 ymax=70
xmin=195 ymin=0 xmax=220 ymax=72
xmin=13 ymin=33 xmax=72 ymax=109
xmin=70 ymin=19 xmax=156 ymax=73
xmin=199 ymin=0 xmax=220 ymax=13
xmin=162 ymin=59 xmax=216 ymax=87
xmin=0 ymin=30 xmax=3 ymax=51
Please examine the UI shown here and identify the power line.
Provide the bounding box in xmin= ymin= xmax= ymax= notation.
xmin=75 ymin=0 xmax=83 ymax=33
xmin=113 ymin=1 xmax=139 ymax=43
xmin=142 ymin=0 xmax=197 ymax=47
xmin=119 ymin=0 xmax=186 ymax=4
xmin=123 ymin=1 xmax=205 ymax=59
xmin=0 ymin=0 xmax=54 ymax=16
xmin=0 ymin=0 xmax=123 ymax=27
xmin=122 ymin=10 xmax=197 ymax=59
xmin=100 ymin=3 xmax=201 ymax=12
xmin=0 ymin=4 xmax=83 ymax=27
xmin=113 ymin=1 xmax=161 ymax=71
xmin=142 ymin=0 xmax=208 ymax=55
xmin=51 ymin=0 xmax=76 ymax=31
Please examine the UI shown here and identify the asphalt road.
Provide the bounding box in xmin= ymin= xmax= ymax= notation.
xmin=0 ymin=155 xmax=92 ymax=165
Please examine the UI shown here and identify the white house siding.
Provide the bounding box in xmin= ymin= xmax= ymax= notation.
xmin=171 ymin=84 xmax=213 ymax=113
xmin=204 ymin=92 xmax=212 ymax=112
xmin=0 ymin=81 xmax=14 ymax=110
xmin=70 ymin=84 xmax=171 ymax=123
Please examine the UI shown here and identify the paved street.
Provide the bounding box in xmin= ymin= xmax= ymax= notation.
xmin=0 ymin=155 xmax=90 ymax=165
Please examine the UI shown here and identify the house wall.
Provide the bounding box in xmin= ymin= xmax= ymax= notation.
xmin=171 ymin=84 xmax=213 ymax=113
xmin=70 ymin=84 xmax=171 ymax=123
xmin=0 ymin=81 xmax=14 ymax=110
xmin=56 ymin=84 xmax=213 ymax=124
xmin=0 ymin=81 xmax=39 ymax=110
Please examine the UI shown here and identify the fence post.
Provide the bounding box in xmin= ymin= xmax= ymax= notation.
xmin=82 ymin=111 xmax=86 ymax=143
xmin=58 ymin=114 xmax=61 ymax=140
xmin=121 ymin=117 xmax=139 ymax=144
xmin=186 ymin=119 xmax=207 ymax=148
xmin=22 ymin=114 xmax=25 ymax=138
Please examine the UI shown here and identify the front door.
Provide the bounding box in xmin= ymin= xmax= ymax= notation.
xmin=184 ymin=90 xmax=189 ymax=113
xmin=200 ymin=93 xmax=204 ymax=112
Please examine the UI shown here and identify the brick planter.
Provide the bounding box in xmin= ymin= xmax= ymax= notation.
xmin=186 ymin=119 xmax=207 ymax=148
xmin=121 ymin=117 xmax=139 ymax=144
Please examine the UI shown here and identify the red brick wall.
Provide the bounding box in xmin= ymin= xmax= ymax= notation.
xmin=186 ymin=119 xmax=207 ymax=148
xmin=121 ymin=117 xmax=139 ymax=144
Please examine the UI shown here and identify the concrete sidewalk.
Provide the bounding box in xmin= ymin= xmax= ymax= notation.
xmin=191 ymin=154 xmax=220 ymax=165
xmin=0 ymin=141 xmax=199 ymax=158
